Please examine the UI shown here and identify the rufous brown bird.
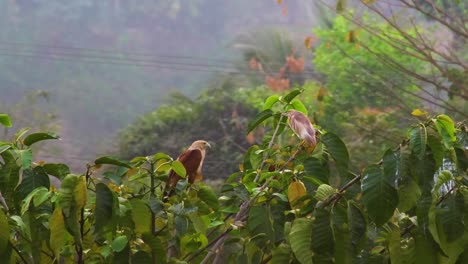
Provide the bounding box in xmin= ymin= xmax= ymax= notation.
xmin=287 ymin=110 xmax=317 ymax=150
xmin=163 ymin=140 xmax=211 ymax=199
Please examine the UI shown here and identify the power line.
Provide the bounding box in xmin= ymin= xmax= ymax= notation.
xmin=0 ymin=41 xmax=316 ymax=73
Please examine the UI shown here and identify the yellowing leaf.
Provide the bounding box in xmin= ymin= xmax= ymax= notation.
xmin=50 ymin=207 xmax=65 ymax=258
xmin=411 ymin=109 xmax=429 ymax=117
xmin=304 ymin=36 xmax=315 ymax=49
xmin=74 ymin=176 xmax=87 ymax=210
xmin=345 ymin=30 xmax=359 ymax=43
xmin=336 ymin=0 xmax=346 ymax=13
xmin=276 ymin=0 xmax=283 ymax=4
xmin=288 ymin=180 xmax=307 ymax=207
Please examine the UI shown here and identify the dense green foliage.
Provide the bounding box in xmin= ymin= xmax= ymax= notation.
xmin=1 ymin=89 xmax=467 ymax=263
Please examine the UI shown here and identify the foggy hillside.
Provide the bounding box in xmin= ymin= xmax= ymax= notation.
xmin=0 ymin=0 xmax=326 ymax=170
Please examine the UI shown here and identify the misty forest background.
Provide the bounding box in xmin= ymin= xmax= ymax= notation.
xmin=0 ymin=0 xmax=466 ymax=181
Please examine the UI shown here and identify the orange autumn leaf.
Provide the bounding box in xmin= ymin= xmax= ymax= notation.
xmin=266 ymin=76 xmax=290 ymax=91
xmin=276 ymin=0 xmax=283 ymax=4
xmin=246 ymin=132 xmax=255 ymax=144
xmin=304 ymin=36 xmax=316 ymax=49
xmin=286 ymin=56 xmax=305 ymax=73
xmin=281 ymin=5 xmax=287 ymax=16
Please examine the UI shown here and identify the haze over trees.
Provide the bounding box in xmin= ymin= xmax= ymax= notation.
xmin=0 ymin=0 xmax=467 ymax=263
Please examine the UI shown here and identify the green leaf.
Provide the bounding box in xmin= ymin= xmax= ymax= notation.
xmin=332 ymin=206 xmax=352 ymax=264
xmin=23 ymin=132 xmax=60 ymax=146
xmin=247 ymin=109 xmax=273 ymax=134
xmin=0 ymin=145 xmax=11 ymax=156
xmin=0 ymin=209 xmax=9 ymax=255
xmin=130 ymin=199 xmax=151 ymax=236
xmin=171 ymin=160 xmax=186 ymax=178
xmin=361 ymin=164 xmax=398 ymax=226
xmin=388 ymin=225 xmax=402 ymax=264
xmin=303 ymin=157 xmax=329 ymax=184
xmin=95 ymin=156 xmax=131 ymax=168
xmin=142 ymin=233 xmax=166 ymax=264
xmin=427 ymin=129 xmax=444 ymax=168
xmin=271 ymin=243 xmax=293 ymax=264
xmin=16 ymin=167 xmax=50 ymax=201
xmin=21 ymin=187 xmax=49 ymax=215
xmin=322 ymin=132 xmax=349 ymax=174
xmin=95 ymin=183 xmax=115 ymax=234
xmin=347 ymin=201 xmax=367 ymax=251
xmin=14 ymin=127 xmax=30 ymax=142
xmin=42 ymin=163 xmax=70 ymax=179
xmin=111 ymin=236 xmax=128 ymax=252
xmin=0 ymin=114 xmax=12 ymax=127
xmin=383 ymin=149 xmax=398 ymax=184
xmin=153 ymin=152 xmax=172 ymax=161
xmin=435 ymin=193 xmax=465 ymax=243
xmin=16 ymin=149 xmax=32 ymax=169
xmin=397 ymin=177 xmax=421 ymax=213
xmin=409 ymin=124 xmax=427 ymax=159
xmin=311 ymin=208 xmax=334 ymax=260
xmin=433 ymin=171 xmax=454 ymax=194
xmin=289 ymin=99 xmax=308 ymax=115
xmin=283 ymin=89 xmax=302 ymax=103
xmin=180 ymin=233 xmax=208 ymax=254
xmin=0 ymin=153 xmax=20 ymax=204
xmin=248 ymin=206 xmax=274 ymax=246
xmin=434 ymin=115 xmax=456 ymax=148
xmin=263 ymin=94 xmax=281 ymax=110
xmin=49 ymin=207 xmax=66 ymax=258
xmin=314 ymin=184 xmax=336 ymax=201
xmin=290 ymin=218 xmax=313 ymax=264
xmin=198 ymin=185 xmax=219 ymax=210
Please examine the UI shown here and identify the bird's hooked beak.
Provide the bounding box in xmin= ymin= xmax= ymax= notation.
xmin=205 ymin=142 xmax=212 ymax=149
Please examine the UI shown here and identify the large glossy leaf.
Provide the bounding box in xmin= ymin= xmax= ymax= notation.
xmin=283 ymin=89 xmax=303 ymax=103
xmin=0 ymin=153 xmax=20 ymax=207
xmin=0 ymin=209 xmax=9 ymax=255
xmin=23 ymin=132 xmax=60 ymax=146
xmin=427 ymin=128 xmax=444 ymax=168
xmin=16 ymin=149 xmax=32 ymax=169
xmin=433 ymin=171 xmax=454 ymax=195
xmin=347 ymin=201 xmax=367 ymax=251
xmin=111 ymin=236 xmax=128 ymax=252
xmin=95 ymin=183 xmax=115 ymax=234
xmin=248 ymin=206 xmax=274 ymax=246
xmin=271 ymin=243 xmax=293 ymax=264
xmin=42 ymin=163 xmax=70 ymax=179
xmin=414 ymin=230 xmax=438 ymax=264
xmin=435 ymin=194 xmax=465 ymax=243
xmin=16 ymin=167 xmax=50 ymax=201
xmin=130 ymin=199 xmax=151 ymax=235
xmin=95 ymin=156 xmax=131 ymax=168
xmin=434 ymin=115 xmax=456 ymax=148
xmin=311 ymin=208 xmax=334 ymax=260
xmin=20 ymin=187 xmax=49 ymax=215
xmin=263 ymin=94 xmax=280 ymax=110
xmin=361 ymin=165 xmax=398 ymax=226
xmin=0 ymin=114 xmax=12 ymax=127
xmin=314 ymin=184 xmax=336 ymax=201
xmin=303 ymin=157 xmax=329 ymax=184
xmin=409 ymin=124 xmax=427 ymax=159
xmin=171 ymin=160 xmax=186 ymax=178
xmin=198 ymin=185 xmax=219 ymax=210
xmin=49 ymin=206 xmax=66 ymax=258
xmin=142 ymin=233 xmax=166 ymax=264
xmin=321 ymin=132 xmax=349 ymax=175
xmin=388 ymin=225 xmax=402 ymax=264
xmin=332 ymin=206 xmax=352 ymax=264
xmin=247 ymin=109 xmax=273 ymax=134
xmin=290 ymin=218 xmax=313 ymax=264
xmin=397 ymin=146 xmax=421 ymax=212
